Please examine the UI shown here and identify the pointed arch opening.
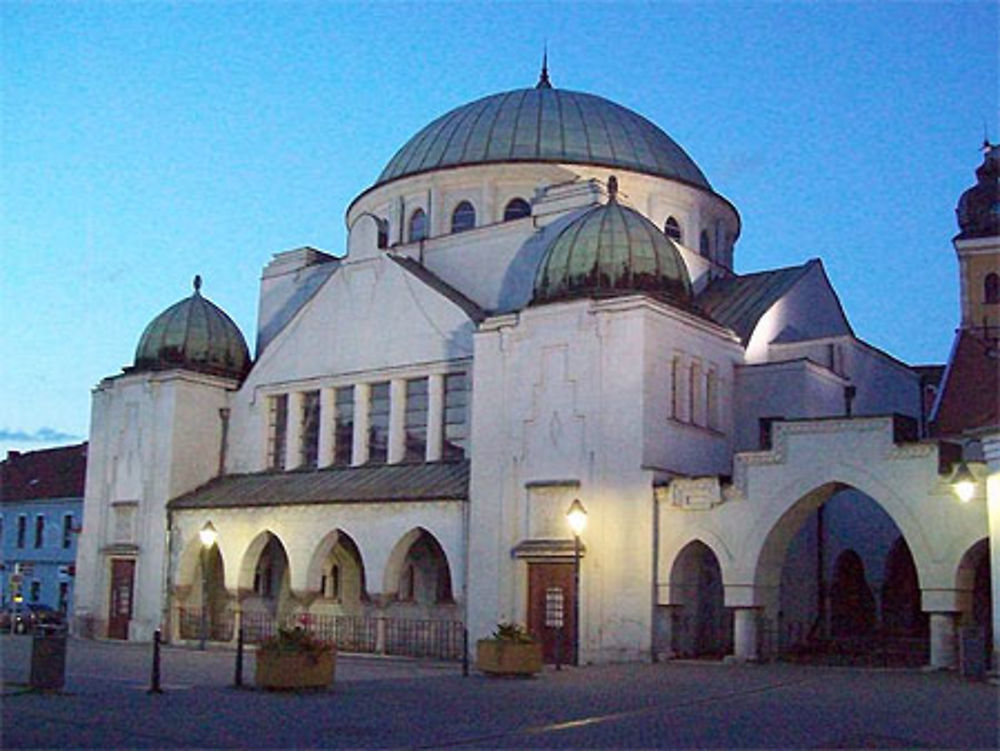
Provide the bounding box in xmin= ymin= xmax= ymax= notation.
xmin=238 ymin=531 xmax=292 ymax=635
xmin=758 ymin=484 xmax=928 ymax=665
xmin=668 ymin=540 xmax=729 ymax=658
xmin=385 ymin=528 xmax=455 ymax=611
xmin=957 ymin=538 xmax=993 ymax=671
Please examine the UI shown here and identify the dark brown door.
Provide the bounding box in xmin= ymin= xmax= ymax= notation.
xmin=107 ymin=558 xmax=135 ymax=640
xmin=527 ymin=562 xmax=576 ymax=664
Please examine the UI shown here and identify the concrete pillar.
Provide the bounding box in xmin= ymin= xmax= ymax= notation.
xmin=387 ymin=379 xmax=406 ymax=464
xmin=983 ymin=433 xmax=1000 ymax=674
xmin=426 ymin=374 xmax=445 ymax=462
xmin=352 ymin=383 xmax=370 ymax=466
xmin=731 ymin=607 xmax=759 ymax=662
xmin=285 ymin=392 xmax=303 ymax=470
xmin=317 ymin=387 xmax=335 ymax=468
xmin=928 ymin=612 xmax=958 ymax=669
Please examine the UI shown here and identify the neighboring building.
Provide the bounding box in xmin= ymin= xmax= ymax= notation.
xmin=73 ymin=67 xmax=995 ymax=670
xmin=1 ymin=443 xmax=86 ymax=615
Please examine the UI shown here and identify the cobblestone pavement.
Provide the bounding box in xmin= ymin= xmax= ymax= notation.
xmin=1 ymin=635 xmax=997 ymax=749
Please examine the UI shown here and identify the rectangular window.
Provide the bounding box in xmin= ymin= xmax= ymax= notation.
xmin=443 ymin=372 xmax=469 ymax=460
xmin=62 ymin=514 xmax=74 ymax=549
xmin=30 ymin=580 xmax=40 ymax=603
xmin=34 ymin=515 xmax=45 ymax=549
xmin=300 ymin=390 xmax=321 ymax=469
xmin=689 ymin=361 xmax=703 ymax=427
xmin=333 ymin=386 xmax=355 ymax=466
xmin=706 ymin=369 xmax=720 ymax=431
xmin=759 ymin=416 xmax=781 ymax=450
xmin=367 ymin=382 xmax=390 ymax=464
xmin=670 ymin=356 xmax=682 ymax=420
xmin=59 ymin=582 xmax=70 ymax=613
xmin=267 ymin=394 xmax=288 ymax=470
xmin=17 ymin=515 xmax=26 ymax=549
xmin=404 ymin=377 xmax=429 ymax=462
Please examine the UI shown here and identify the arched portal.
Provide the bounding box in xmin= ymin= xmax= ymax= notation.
xmin=764 ymin=486 xmax=923 ymax=663
xmin=957 ymin=538 xmax=993 ymax=671
xmin=881 ymin=536 xmax=926 ymax=638
xmin=829 ymin=550 xmax=875 ymax=638
xmin=669 ymin=541 xmax=728 ymax=658
xmin=307 ymin=529 xmax=368 ymax=615
xmin=239 ymin=531 xmax=292 ymax=628
xmin=385 ymin=528 xmax=454 ymax=611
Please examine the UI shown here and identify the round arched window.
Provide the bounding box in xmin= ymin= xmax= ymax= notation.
xmin=664 ymin=216 xmax=682 ymax=243
xmin=408 ymin=209 xmax=427 ymax=243
xmin=451 ymin=201 xmax=476 ymax=233
xmin=503 ymin=198 xmax=531 ymax=221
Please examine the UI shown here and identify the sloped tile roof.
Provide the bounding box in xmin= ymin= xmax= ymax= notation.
xmin=1 ymin=443 xmax=87 ymax=502
xmin=930 ymin=329 xmax=999 ymax=436
xmin=168 ymin=460 xmax=470 ymax=510
xmin=697 ymin=261 xmax=814 ymax=344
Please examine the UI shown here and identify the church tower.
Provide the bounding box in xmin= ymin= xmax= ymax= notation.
xmin=929 ymin=143 xmax=1000 ymax=439
xmin=954 ymin=141 xmax=1000 ymax=332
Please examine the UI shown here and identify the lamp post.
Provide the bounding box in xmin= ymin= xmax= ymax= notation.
xmin=566 ymin=498 xmax=587 ymax=666
xmin=198 ymin=521 xmax=217 ymax=650
xmin=951 ymin=461 xmax=977 ymax=503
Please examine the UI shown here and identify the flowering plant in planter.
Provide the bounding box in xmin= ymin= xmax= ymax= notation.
xmin=255 ymin=626 xmax=336 ymax=690
xmin=476 ymin=622 xmax=543 ymax=676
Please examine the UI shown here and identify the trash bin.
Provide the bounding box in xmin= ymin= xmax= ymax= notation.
xmin=30 ymin=625 xmax=68 ymax=691
xmin=959 ymin=626 xmax=986 ymax=681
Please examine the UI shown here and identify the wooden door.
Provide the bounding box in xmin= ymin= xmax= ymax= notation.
xmin=527 ymin=562 xmax=576 ymax=664
xmin=107 ymin=558 xmax=135 ymax=640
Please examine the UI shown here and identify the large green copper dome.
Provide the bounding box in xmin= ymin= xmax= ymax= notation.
xmin=533 ymin=179 xmax=692 ymax=305
xmin=132 ymin=277 xmax=251 ymax=380
xmin=376 ymin=77 xmax=709 ymax=190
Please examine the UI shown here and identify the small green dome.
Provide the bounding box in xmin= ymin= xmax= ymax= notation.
xmin=532 ymin=180 xmax=692 ymax=305
xmin=133 ymin=276 xmax=251 ymax=380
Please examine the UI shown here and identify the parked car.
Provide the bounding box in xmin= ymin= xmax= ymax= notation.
xmin=1 ymin=603 xmax=65 ymax=634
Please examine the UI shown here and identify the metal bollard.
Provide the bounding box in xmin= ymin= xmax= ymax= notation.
xmin=462 ymin=628 xmax=469 ymax=677
xmin=234 ymin=626 xmax=244 ymax=688
xmin=148 ymin=628 xmax=163 ymax=694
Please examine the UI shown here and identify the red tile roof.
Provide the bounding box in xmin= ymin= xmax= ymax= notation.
xmin=0 ymin=443 xmax=87 ymax=502
xmin=930 ymin=329 xmax=999 ymax=437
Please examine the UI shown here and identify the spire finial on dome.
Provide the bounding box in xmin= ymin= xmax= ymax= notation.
xmin=193 ymin=274 xmax=202 ymax=294
xmin=536 ymin=46 xmax=552 ymax=89
xmin=607 ymin=175 xmax=619 ymax=202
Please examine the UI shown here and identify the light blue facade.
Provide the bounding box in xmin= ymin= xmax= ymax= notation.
xmin=1 ymin=496 xmax=82 ymax=613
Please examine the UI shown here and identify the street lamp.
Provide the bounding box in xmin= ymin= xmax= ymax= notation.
xmin=951 ymin=461 xmax=976 ymax=503
xmin=565 ymin=498 xmax=587 ymax=666
xmin=199 ymin=521 xmax=217 ymax=650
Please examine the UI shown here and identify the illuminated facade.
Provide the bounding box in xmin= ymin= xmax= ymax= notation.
xmin=74 ymin=70 xmax=996 ymax=670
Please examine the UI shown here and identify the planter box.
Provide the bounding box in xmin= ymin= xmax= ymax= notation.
xmin=476 ymin=640 xmax=543 ymax=676
xmin=255 ymin=649 xmax=336 ymax=690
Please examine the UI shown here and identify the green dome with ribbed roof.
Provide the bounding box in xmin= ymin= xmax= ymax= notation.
xmin=533 ymin=179 xmax=692 ymax=305
xmin=376 ymin=70 xmax=710 ymax=190
xmin=133 ymin=276 xmax=251 ymax=380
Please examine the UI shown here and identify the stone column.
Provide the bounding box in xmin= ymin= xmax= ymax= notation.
xmin=426 ymin=374 xmax=445 ymax=462
xmin=352 ymin=383 xmax=370 ymax=466
xmin=388 ymin=379 xmax=407 ymax=464
xmin=731 ymin=607 xmax=760 ymax=662
xmin=928 ymin=611 xmax=958 ymax=669
xmin=285 ymin=391 xmax=303 ymax=470
xmin=317 ymin=387 xmax=335 ymax=468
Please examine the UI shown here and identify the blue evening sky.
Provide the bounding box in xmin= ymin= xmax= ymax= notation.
xmin=2 ymin=1 xmax=997 ymax=455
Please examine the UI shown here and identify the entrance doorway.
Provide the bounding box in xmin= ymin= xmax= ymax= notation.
xmin=527 ymin=562 xmax=576 ymax=664
xmin=107 ymin=558 xmax=135 ymax=640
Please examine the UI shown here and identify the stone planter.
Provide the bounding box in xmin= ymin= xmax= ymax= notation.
xmin=476 ymin=639 xmax=543 ymax=676
xmin=255 ymin=649 xmax=336 ymax=690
